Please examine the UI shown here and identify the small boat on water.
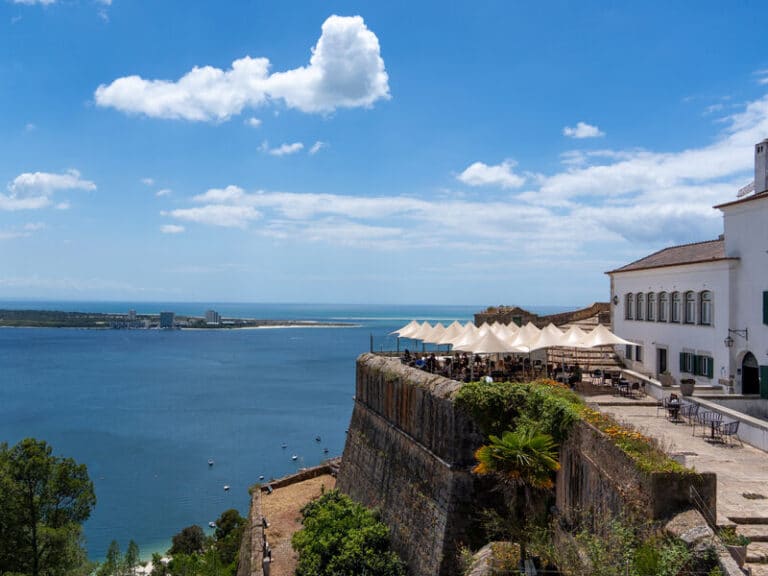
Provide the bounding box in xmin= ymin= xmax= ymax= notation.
xmin=323 ymin=448 xmax=329 ymax=454
xmin=259 ymin=475 xmax=264 ymax=480
xmin=208 ymin=459 xmax=214 ymax=467
xmin=315 ymin=436 xmax=321 ymax=442
xmin=209 ymin=521 xmax=216 ymax=528
xmin=291 ymin=455 xmax=298 ymax=461
xmin=281 ymin=443 xmax=287 ymax=449
xmin=223 ymin=485 xmax=230 ymax=491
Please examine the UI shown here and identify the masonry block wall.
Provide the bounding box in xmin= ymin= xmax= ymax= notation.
xmin=337 ymin=355 xmax=718 ymax=576
xmin=336 ymin=354 xmax=484 ymax=576
xmin=557 ymin=420 xmax=717 ymax=530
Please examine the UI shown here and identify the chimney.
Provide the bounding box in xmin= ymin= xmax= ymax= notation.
xmin=756 ymin=139 xmax=768 ymax=194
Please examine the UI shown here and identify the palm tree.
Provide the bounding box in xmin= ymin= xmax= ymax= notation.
xmin=474 ymin=429 xmax=560 ymax=487
xmin=473 ymin=428 xmax=560 ymax=567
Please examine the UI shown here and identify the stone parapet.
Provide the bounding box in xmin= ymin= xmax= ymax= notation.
xmin=557 ymin=419 xmax=717 ymax=529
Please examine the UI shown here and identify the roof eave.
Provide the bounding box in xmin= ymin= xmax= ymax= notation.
xmin=606 ymin=256 xmax=739 ymax=275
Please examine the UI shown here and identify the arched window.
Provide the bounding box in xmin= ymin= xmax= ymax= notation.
xmin=700 ymin=291 xmax=712 ymax=326
xmin=625 ymin=293 xmax=634 ymax=320
xmin=636 ymin=293 xmax=645 ymax=321
xmin=671 ymin=292 xmax=681 ymax=323
xmin=684 ymin=291 xmax=696 ymax=324
xmin=658 ymin=292 xmax=668 ymax=322
xmin=647 ymin=292 xmax=656 ymax=321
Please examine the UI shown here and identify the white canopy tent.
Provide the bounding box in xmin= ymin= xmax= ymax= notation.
xmin=581 ymin=324 xmax=636 ymax=348
xmin=422 ymin=322 xmax=447 ymax=344
xmin=390 ymin=319 xmax=421 ymax=338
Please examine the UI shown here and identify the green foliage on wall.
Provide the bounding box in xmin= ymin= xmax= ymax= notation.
xmin=292 ymin=490 xmax=406 ymax=576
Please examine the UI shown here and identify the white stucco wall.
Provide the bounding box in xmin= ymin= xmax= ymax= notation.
xmin=610 ymin=260 xmax=734 ymax=386
xmin=722 ymin=198 xmax=768 ymax=389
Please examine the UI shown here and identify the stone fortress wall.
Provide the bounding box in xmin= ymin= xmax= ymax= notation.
xmin=336 ymin=354 xmax=716 ymax=576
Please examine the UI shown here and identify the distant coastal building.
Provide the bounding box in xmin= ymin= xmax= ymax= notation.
xmin=205 ymin=309 xmax=221 ymax=325
xmin=608 ymin=139 xmax=768 ymax=396
xmin=159 ymin=311 xmax=175 ymax=329
xmin=127 ymin=309 xmax=137 ymax=321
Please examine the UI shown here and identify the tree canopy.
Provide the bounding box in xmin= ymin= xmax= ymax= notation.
xmin=0 ymin=437 xmax=96 ymax=576
xmin=292 ymin=490 xmax=405 ymax=576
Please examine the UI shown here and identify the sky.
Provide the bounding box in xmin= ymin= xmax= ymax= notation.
xmin=2 ymin=1 xmax=768 ymax=307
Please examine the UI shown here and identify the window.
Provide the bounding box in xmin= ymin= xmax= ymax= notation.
xmin=658 ymin=292 xmax=668 ymax=322
xmin=635 ymin=346 xmax=643 ymax=362
xmin=671 ymin=292 xmax=681 ymax=323
xmin=647 ymin=292 xmax=656 ymax=321
xmin=636 ymin=293 xmax=645 ymax=321
xmin=625 ymin=293 xmax=634 ymax=321
xmin=679 ymin=352 xmax=694 ymax=373
xmin=763 ymin=291 xmax=768 ymax=325
xmin=680 ymin=352 xmax=713 ymax=378
xmin=684 ymin=291 xmax=696 ymax=324
xmin=694 ymin=355 xmax=714 ymax=378
xmin=699 ymin=291 xmax=712 ymax=326
xmin=625 ymin=344 xmax=632 ymax=359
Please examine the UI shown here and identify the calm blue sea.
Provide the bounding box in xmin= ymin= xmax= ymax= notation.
xmin=0 ymin=301 xmax=570 ymax=561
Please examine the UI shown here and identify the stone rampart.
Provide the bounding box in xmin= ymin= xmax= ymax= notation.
xmin=335 ymin=354 xmax=719 ymax=576
xmin=337 ymin=354 xmax=484 ymax=576
xmin=557 ymin=419 xmax=717 ymax=530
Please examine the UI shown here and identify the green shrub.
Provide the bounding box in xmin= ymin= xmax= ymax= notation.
xmin=292 ymin=490 xmax=405 ymax=576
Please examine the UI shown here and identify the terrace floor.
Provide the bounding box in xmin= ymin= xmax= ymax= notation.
xmin=589 ymin=393 xmax=768 ymax=573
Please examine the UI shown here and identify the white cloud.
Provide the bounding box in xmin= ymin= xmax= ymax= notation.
xmin=163 ymin=204 xmax=261 ymax=228
xmin=95 ymin=0 xmax=112 ymax=5
xmin=162 ymin=92 xmax=768 ymax=262
xmin=55 ymin=201 xmax=71 ymax=210
xmin=155 ymin=188 xmax=172 ymax=197
xmin=245 ymin=117 xmax=262 ymax=128
xmin=309 ymin=141 xmax=327 ymax=155
xmin=267 ymin=142 xmax=304 ymax=156
xmin=563 ymin=121 xmax=605 ymax=139
xmin=94 ymin=15 xmax=389 ymax=122
xmin=2 ymin=169 xmax=95 ymax=211
xmin=754 ymin=69 xmax=768 ymax=85
xmin=160 ymin=224 xmax=185 ymax=234
xmin=24 ymin=123 xmax=36 ymax=132
xmin=0 ymin=222 xmax=45 ymax=240
xmin=141 ymin=177 xmax=155 ymax=186
xmin=11 ymin=0 xmax=56 ymax=4
xmin=457 ymin=160 xmax=525 ymax=189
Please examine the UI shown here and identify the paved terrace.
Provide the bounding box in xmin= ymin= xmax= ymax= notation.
xmin=590 ymin=393 xmax=768 ymax=575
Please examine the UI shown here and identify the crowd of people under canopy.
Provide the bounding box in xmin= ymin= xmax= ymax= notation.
xmin=391 ymin=319 xmax=634 ymax=384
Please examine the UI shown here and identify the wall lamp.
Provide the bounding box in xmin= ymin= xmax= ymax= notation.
xmin=724 ymin=328 xmax=748 ymax=348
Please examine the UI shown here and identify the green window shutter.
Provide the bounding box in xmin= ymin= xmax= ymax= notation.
xmin=679 ymin=352 xmax=686 ymax=372
xmin=764 ymin=291 xmax=768 ymax=325
xmin=692 ymin=355 xmax=700 ymax=376
xmin=706 ymin=357 xmax=714 ymax=379
xmin=761 ymin=366 xmax=768 ymax=399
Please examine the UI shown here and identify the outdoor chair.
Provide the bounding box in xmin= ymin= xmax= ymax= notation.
xmin=656 ymin=396 xmax=668 ymax=417
xmin=693 ymin=410 xmax=722 ymax=438
xmin=680 ymin=403 xmax=699 ymax=425
xmin=718 ymin=421 xmax=743 ymax=446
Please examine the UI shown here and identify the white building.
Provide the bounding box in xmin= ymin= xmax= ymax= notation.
xmin=608 ymin=140 xmax=768 ymax=397
xmin=205 ymin=309 xmax=221 ymax=325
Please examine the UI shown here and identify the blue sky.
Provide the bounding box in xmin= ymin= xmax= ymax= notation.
xmin=2 ymin=1 xmax=768 ymax=306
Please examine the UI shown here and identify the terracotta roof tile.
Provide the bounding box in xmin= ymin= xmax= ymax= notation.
xmin=607 ymin=238 xmax=734 ymax=274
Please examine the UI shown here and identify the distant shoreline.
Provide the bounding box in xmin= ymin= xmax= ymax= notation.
xmin=0 ymin=309 xmax=355 ymax=330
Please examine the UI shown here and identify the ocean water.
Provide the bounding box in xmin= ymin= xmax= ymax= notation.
xmin=0 ymin=301 xmax=569 ymax=561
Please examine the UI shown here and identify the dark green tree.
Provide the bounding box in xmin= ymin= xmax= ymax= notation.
xmin=213 ymin=509 xmax=245 ymax=567
xmin=169 ymin=525 xmax=205 ymax=556
xmin=292 ymin=490 xmax=405 ymax=576
xmin=124 ymin=540 xmax=140 ymax=576
xmin=97 ymin=540 xmax=122 ymax=576
xmin=0 ymin=438 xmax=96 ymax=576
